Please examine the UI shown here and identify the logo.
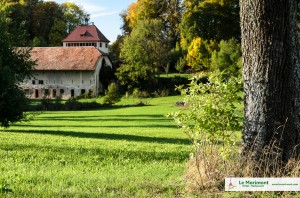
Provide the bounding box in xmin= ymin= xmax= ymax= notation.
xmin=228 ymin=178 xmax=236 ymax=190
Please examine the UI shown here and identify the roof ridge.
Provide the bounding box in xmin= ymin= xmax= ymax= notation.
xmin=62 ymin=25 xmax=110 ymax=43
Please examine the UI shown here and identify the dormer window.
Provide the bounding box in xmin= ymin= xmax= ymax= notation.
xmin=80 ymin=31 xmax=87 ymax=36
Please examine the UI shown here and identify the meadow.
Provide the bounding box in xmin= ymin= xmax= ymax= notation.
xmin=0 ymin=96 xmax=192 ymax=197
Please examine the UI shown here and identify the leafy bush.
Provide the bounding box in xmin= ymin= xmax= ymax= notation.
xmin=103 ymin=82 xmax=122 ymax=104
xmin=169 ymin=73 xmax=242 ymax=191
xmin=131 ymin=88 xmax=151 ymax=98
xmin=170 ymin=74 xmax=241 ymax=157
xmin=152 ymin=89 xmax=169 ymax=97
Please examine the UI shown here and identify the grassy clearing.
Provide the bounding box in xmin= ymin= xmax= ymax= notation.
xmin=0 ymin=96 xmax=192 ymax=197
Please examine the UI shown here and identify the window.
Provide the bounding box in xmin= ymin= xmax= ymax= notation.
xmin=52 ymin=89 xmax=57 ymax=98
xmin=105 ymin=43 xmax=108 ymax=48
xmin=88 ymin=89 xmax=92 ymax=96
xmin=35 ymin=89 xmax=39 ymax=98
xmin=45 ymin=89 xmax=49 ymax=96
xmin=71 ymin=89 xmax=75 ymax=97
xmin=81 ymin=89 xmax=86 ymax=95
xmin=39 ymin=80 xmax=44 ymax=84
xmin=60 ymin=89 xmax=64 ymax=96
xmin=100 ymin=43 xmax=102 ymax=47
xmin=32 ymin=80 xmax=35 ymax=85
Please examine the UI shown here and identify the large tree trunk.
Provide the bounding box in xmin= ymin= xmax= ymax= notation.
xmin=240 ymin=0 xmax=300 ymax=162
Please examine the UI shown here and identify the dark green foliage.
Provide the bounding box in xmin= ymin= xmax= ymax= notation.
xmin=103 ymin=83 xmax=122 ymax=105
xmin=211 ymin=38 xmax=242 ymax=78
xmin=131 ymin=88 xmax=151 ymax=98
xmin=64 ymin=99 xmax=102 ymax=110
xmin=32 ymin=36 xmax=47 ymax=47
xmin=175 ymin=57 xmax=187 ymax=73
xmin=1 ymin=0 xmax=88 ymax=47
xmin=116 ymin=19 xmax=171 ymax=89
xmin=109 ymin=35 xmax=125 ymax=69
xmin=180 ymin=0 xmax=240 ymax=45
xmin=36 ymin=98 xmax=104 ymax=111
xmin=60 ymin=2 xmax=88 ymax=34
xmin=0 ymin=13 xmax=34 ymax=127
xmin=138 ymin=76 xmax=191 ymax=96
xmin=100 ymin=65 xmax=115 ymax=93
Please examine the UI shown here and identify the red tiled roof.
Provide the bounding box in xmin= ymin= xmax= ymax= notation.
xmin=30 ymin=47 xmax=102 ymax=71
xmin=62 ymin=25 xmax=110 ymax=43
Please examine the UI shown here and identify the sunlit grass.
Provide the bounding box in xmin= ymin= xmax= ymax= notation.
xmin=0 ymin=96 xmax=192 ymax=197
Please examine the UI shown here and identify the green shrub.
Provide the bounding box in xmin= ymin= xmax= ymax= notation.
xmin=175 ymin=56 xmax=186 ymax=73
xmin=131 ymin=88 xmax=151 ymax=98
xmin=152 ymin=89 xmax=169 ymax=97
xmin=103 ymin=82 xmax=122 ymax=104
xmin=168 ymin=73 xmax=242 ymax=191
xmin=170 ymin=73 xmax=242 ymax=158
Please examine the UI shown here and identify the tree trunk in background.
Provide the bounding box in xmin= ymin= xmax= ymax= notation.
xmin=240 ymin=0 xmax=300 ymax=162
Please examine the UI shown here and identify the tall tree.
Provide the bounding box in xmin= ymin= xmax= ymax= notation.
xmin=0 ymin=0 xmax=38 ymax=46
xmin=240 ymin=0 xmax=300 ymax=163
xmin=121 ymin=0 xmax=182 ymax=46
xmin=0 ymin=11 xmax=34 ymax=127
xmin=60 ymin=2 xmax=87 ymax=34
xmin=180 ymin=0 xmax=240 ymax=47
xmin=116 ymin=19 xmax=171 ymax=89
xmin=32 ymin=1 xmax=63 ymax=45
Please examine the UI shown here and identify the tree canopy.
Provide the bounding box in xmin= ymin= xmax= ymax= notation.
xmin=116 ymin=19 xmax=171 ymax=89
xmin=1 ymin=0 xmax=88 ymax=47
xmin=0 ymin=11 xmax=35 ymax=127
xmin=180 ymin=0 xmax=240 ymax=46
xmin=113 ymin=0 xmax=242 ymax=83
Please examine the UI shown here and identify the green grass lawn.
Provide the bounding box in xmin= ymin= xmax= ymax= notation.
xmin=0 ymin=96 xmax=192 ymax=197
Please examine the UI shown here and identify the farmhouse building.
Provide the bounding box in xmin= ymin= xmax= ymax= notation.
xmin=21 ymin=24 xmax=113 ymax=99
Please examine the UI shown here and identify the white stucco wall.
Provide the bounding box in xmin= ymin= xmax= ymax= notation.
xmin=21 ymin=56 xmax=113 ymax=99
xmin=21 ymin=70 xmax=96 ymax=99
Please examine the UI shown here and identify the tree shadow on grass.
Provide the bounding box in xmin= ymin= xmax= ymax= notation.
xmin=5 ymin=129 xmax=190 ymax=145
xmin=12 ymin=124 xmax=178 ymax=129
xmin=31 ymin=114 xmax=171 ymax=122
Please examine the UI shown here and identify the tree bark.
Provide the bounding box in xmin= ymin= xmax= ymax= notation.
xmin=240 ymin=0 xmax=300 ymax=162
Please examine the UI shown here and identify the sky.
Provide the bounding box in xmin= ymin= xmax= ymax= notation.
xmin=44 ymin=0 xmax=136 ymax=42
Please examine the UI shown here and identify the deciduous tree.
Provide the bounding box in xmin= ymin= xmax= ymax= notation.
xmin=240 ymin=0 xmax=300 ymax=163
xmin=116 ymin=19 xmax=171 ymax=89
xmin=60 ymin=2 xmax=87 ymax=34
xmin=32 ymin=1 xmax=63 ymax=46
xmin=180 ymin=0 xmax=240 ymax=46
xmin=121 ymin=0 xmax=182 ymax=46
xmin=185 ymin=37 xmax=216 ymax=71
xmin=0 ymin=12 xmax=34 ymax=127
